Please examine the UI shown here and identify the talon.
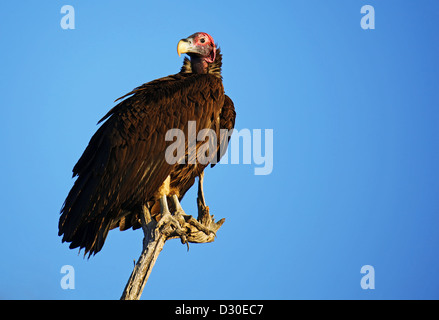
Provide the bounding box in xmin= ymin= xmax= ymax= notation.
xmin=189 ymin=217 xmax=215 ymax=237
xmin=157 ymin=193 xmax=221 ymax=245
xmin=157 ymin=195 xmax=185 ymax=238
xmin=170 ymin=195 xmax=215 ymax=237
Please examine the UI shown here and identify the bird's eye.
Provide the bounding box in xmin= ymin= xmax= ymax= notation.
xmin=200 ymin=38 xmax=205 ymax=44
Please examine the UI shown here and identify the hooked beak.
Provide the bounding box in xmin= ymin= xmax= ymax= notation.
xmin=177 ymin=39 xmax=192 ymax=57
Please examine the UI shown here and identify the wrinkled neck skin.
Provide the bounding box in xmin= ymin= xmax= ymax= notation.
xmin=189 ymin=55 xmax=209 ymax=74
xmin=180 ymin=48 xmax=222 ymax=78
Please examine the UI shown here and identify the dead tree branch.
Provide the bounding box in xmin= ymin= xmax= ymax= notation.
xmin=120 ymin=175 xmax=225 ymax=300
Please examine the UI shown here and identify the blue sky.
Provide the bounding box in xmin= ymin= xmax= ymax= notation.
xmin=1 ymin=0 xmax=439 ymax=299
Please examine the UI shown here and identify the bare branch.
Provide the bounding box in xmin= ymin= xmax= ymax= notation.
xmin=120 ymin=183 xmax=225 ymax=300
xmin=120 ymin=205 xmax=165 ymax=300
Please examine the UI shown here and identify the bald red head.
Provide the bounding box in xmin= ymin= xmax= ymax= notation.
xmin=177 ymin=32 xmax=216 ymax=64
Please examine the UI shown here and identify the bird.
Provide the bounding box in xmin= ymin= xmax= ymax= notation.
xmin=58 ymin=32 xmax=236 ymax=257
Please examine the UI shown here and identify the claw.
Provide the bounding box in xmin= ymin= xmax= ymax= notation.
xmin=170 ymin=195 xmax=214 ymax=237
xmin=156 ymin=193 xmax=221 ymax=246
xmin=157 ymin=195 xmax=187 ymax=244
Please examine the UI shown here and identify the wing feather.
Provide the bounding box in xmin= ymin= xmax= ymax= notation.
xmin=59 ymin=73 xmax=224 ymax=256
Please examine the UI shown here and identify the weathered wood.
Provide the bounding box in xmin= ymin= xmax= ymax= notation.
xmin=120 ymin=174 xmax=224 ymax=300
xmin=120 ymin=205 xmax=165 ymax=300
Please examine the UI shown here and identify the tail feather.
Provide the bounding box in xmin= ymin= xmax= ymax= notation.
xmin=66 ymin=217 xmax=111 ymax=257
xmin=59 ymin=170 xmax=113 ymax=257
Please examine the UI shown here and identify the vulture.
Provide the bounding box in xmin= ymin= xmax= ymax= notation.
xmin=58 ymin=32 xmax=236 ymax=257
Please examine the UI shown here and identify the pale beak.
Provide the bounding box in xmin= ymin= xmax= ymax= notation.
xmin=177 ymin=39 xmax=192 ymax=57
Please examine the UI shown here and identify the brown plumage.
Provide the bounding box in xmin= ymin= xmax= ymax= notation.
xmin=58 ymin=33 xmax=236 ymax=256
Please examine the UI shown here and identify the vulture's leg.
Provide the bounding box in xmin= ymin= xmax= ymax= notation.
xmin=170 ymin=195 xmax=214 ymax=237
xmin=193 ymin=171 xmax=225 ymax=240
xmin=198 ymin=171 xmax=206 ymax=207
xmin=156 ymin=195 xmax=187 ymax=244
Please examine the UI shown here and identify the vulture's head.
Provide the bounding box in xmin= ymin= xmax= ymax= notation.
xmin=177 ymin=32 xmax=217 ymax=74
xmin=177 ymin=32 xmax=216 ymax=63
